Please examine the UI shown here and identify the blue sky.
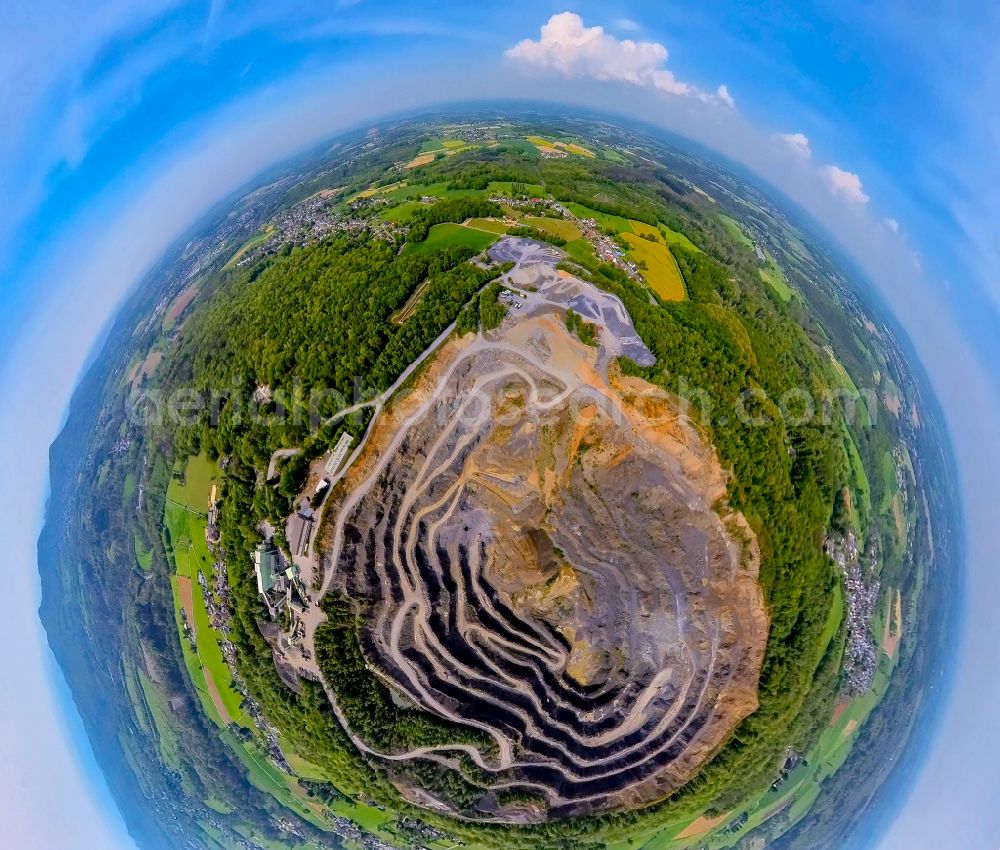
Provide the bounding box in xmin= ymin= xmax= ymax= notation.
xmin=1 ymin=2 xmax=998 ymax=848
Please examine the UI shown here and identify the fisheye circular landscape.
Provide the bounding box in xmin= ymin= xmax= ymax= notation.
xmin=39 ymin=112 xmax=958 ymax=850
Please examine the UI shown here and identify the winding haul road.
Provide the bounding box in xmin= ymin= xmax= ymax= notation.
xmin=274 ymin=240 xmax=767 ymax=820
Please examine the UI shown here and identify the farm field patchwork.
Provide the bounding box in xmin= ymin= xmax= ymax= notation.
xmin=842 ymin=422 xmax=873 ymax=526
xmin=621 ymin=231 xmax=686 ymax=300
xmin=164 ymin=284 xmax=201 ymax=329
xmin=419 ymin=137 xmax=476 ymax=154
xmin=164 ymin=455 xmax=247 ymax=728
xmin=526 ymin=135 xmax=595 ymax=157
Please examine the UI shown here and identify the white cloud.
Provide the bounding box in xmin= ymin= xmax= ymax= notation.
xmin=506 ymin=12 xmax=733 ymax=106
xmin=884 ymin=217 xmax=900 ymax=232
xmin=822 ymin=164 xmax=869 ymax=204
xmin=614 ymin=17 xmax=641 ymax=33
xmin=776 ymin=131 xmax=812 ymax=159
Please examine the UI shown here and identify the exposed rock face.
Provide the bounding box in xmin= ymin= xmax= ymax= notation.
xmin=322 ymin=303 xmax=768 ymax=820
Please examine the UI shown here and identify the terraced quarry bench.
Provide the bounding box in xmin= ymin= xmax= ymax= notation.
xmin=299 ymin=241 xmax=769 ymax=822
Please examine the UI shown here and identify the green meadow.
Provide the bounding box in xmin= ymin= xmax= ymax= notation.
xmin=401 ymin=223 xmax=500 ymax=257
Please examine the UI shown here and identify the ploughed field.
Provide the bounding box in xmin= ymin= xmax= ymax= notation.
xmin=314 ymin=240 xmax=769 ymax=821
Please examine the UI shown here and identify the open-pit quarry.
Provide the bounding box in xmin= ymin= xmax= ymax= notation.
xmin=292 ymin=240 xmax=769 ymax=822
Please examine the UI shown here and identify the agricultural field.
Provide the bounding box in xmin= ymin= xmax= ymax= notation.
xmin=129 ymin=350 xmax=163 ymax=391
xmin=520 ymin=215 xmax=582 ymax=241
xmin=378 ymin=182 xmax=440 ymax=202
xmin=122 ymin=471 xmax=137 ymax=507
xmin=122 ymin=662 xmax=154 ymax=737
xmin=526 ymin=135 xmax=595 ymax=157
xmin=464 ymin=217 xmax=511 ymax=235
xmin=658 ymin=224 xmax=702 ymax=253
xmin=558 ymin=202 xmax=700 ymax=295
xmin=134 ymin=529 xmax=153 ymax=571
xmin=879 ymin=450 xmax=899 ymax=513
xmin=882 ymin=372 xmax=902 ymax=416
xmin=488 ymin=180 xmax=548 ymax=197
xmin=626 ymin=220 xmax=662 ymax=240
xmin=760 ymin=254 xmax=794 ymax=300
xmin=599 ymin=146 xmax=630 ymax=165
xmin=408 ymin=138 xmax=478 ymax=168
xmin=138 ymin=669 xmax=184 ymax=772
xmin=223 ymin=225 xmax=276 ymax=270
xmin=164 ymin=454 xmax=246 ymax=728
xmin=826 ymin=347 xmax=873 ymax=429
xmin=563 ymin=201 xmax=634 ymax=233
xmin=379 ymin=201 xmax=424 ymax=223
xmin=401 ymin=222 xmax=499 ymax=256
xmin=621 ymin=231 xmax=686 ymax=301
xmin=418 ymin=137 xmax=476 ymax=154
xmin=405 ymin=153 xmax=436 ymax=169
xmin=617 ymin=219 xmax=688 ymax=300
xmin=715 ymin=215 xmax=794 ymax=301
xmin=841 ymin=422 xmax=873 ymax=528
xmin=248 ymin=738 xmax=403 ymax=842
xmin=380 ymin=181 xmax=487 ymax=202
xmin=882 ymin=588 xmax=904 ymax=660
xmin=219 ymin=730 xmax=325 ymax=826
xmin=168 ymin=452 xmax=217 ymax=510
xmin=163 ymin=283 xmax=201 ymax=330
xmin=718 ymin=213 xmax=755 ymax=251
xmin=880 ymin=448 xmax=915 ymax=557
xmin=563 ymin=237 xmax=599 ymax=267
